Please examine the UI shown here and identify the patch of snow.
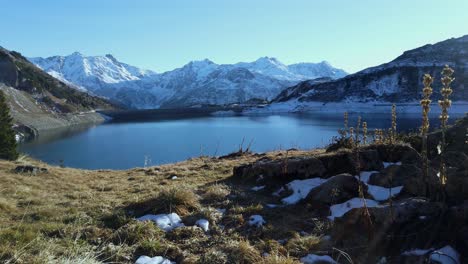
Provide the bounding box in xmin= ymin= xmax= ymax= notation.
xmin=401 ymin=248 xmax=433 ymax=256
xmin=300 ymin=254 xmax=337 ymax=264
xmin=282 ymin=178 xmax=327 ymax=205
xmin=251 ymin=185 xmax=266 ymax=191
xmin=430 ymin=245 xmax=460 ymax=264
xmin=135 ymin=255 xmax=174 ymax=264
xmin=383 ymin=161 xmax=402 ymax=168
xmin=367 ymin=184 xmax=403 ymax=201
xmin=137 ymin=213 xmax=184 ymax=232
xmin=273 ymin=187 xmax=285 ymax=196
xmin=266 ymin=203 xmax=281 ymax=208
xmin=328 ymin=198 xmax=379 ymax=220
xmin=248 ymin=215 xmax=266 ymax=227
xmin=170 ymin=175 xmax=177 ymax=180
xmin=216 ymin=208 xmax=226 ymax=214
xmin=356 ymin=171 xmax=379 ymax=183
xmin=419 ymin=216 xmax=427 ymax=220
xmin=195 ymin=219 xmax=209 ymax=232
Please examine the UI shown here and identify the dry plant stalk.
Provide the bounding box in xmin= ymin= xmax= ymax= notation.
xmin=356 ymin=116 xmax=361 ymax=145
xmin=349 ymin=127 xmax=355 ymax=145
xmin=438 ymin=65 xmax=454 ymax=185
xmin=420 ymin=73 xmax=433 ymax=188
xmin=391 ymin=104 xmax=397 ymax=144
xmin=362 ymin=122 xmax=368 ymax=145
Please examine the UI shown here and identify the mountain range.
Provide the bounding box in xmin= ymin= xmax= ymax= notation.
xmin=28 ymin=54 xmax=347 ymax=109
xmin=269 ymin=35 xmax=468 ymax=112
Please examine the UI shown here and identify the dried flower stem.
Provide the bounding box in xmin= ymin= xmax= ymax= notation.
xmin=438 ymin=65 xmax=454 ymax=186
xmin=420 ymin=73 xmax=433 ymax=191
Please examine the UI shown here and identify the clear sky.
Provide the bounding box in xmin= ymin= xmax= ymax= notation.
xmin=1 ymin=0 xmax=467 ymax=73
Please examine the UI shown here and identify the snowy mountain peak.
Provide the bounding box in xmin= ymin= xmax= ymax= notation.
xmin=29 ymin=54 xmax=347 ymax=109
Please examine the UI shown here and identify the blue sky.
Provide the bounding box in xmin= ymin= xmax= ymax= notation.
xmin=1 ymin=0 xmax=467 ymax=73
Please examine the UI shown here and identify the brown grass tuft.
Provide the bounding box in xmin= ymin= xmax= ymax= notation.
xmin=285 ymin=234 xmax=321 ymax=257
xmin=203 ymin=184 xmax=231 ymax=202
xmin=225 ymin=240 xmax=262 ymax=264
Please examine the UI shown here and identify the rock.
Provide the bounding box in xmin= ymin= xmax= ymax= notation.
xmin=305 ymin=173 xmax=366 ymax=205
xmin=233 ymin=156 xmax=326 ymax=183
xmin=369 ymin=164 xmax=422 ymax=187
xmin=14 ymin=165 xmax=48 ymax=175
xmin=317 ymin=151 xmax=358 ymax=177
xmin=358 ymin=149 xmax=384 ymax=171
xmin=362 ymin=144 xmax=422 ymax=165
xmin=446 ymin=168 xmax=468 ymax=202
xmin=332 ymin=198 xmax=446 ymax=261
xmin=431 ymin=151 xmax=468 ymax=171
xmin=368 ymin=164 xmax=438 ymax=196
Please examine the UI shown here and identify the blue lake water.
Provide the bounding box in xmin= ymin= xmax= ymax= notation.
xmin=18 ymin=113 xmax=461 ymax=170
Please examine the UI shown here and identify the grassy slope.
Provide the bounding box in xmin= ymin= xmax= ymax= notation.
xmin=0 ymin=149 xmax=324 ymax=264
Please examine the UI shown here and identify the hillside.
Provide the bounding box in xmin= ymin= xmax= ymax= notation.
xmin=0 ymin=114 xmax=467 ymax=263
xmin=256 ymin=35 xmax=468 ymax=113
xmin=0 ymin=47 xmax=115 ymax=136
xmin=29 ymin=54 xmax=347 ymax=109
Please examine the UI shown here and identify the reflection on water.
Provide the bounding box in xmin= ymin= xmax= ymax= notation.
xmin=19 ymin=112 xmax=464 ymax=170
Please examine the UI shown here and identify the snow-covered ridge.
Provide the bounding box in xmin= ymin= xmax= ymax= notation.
xmin=28 ymin=53 xmax=347 ymax=109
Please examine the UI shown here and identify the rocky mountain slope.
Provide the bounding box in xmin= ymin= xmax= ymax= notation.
xmin=29 ymin=54 xmax=347 ymax=109
xmin=269 ymin=35 xmax=468 ymax=111
xmin=0 ymin=47 xmax=115 ymax=135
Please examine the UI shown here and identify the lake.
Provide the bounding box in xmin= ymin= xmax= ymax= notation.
xmin=18 ymin=113 xmax=461 ymax=170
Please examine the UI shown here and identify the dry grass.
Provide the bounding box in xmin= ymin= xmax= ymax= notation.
xmin=0 ymin=149 xmax=327 ymax=263
xmin=285 ymin=234 xmax=321 ymax=257
xmin=225 ymin=240 xmax=262 ymax=264
xmin=202 ymin=184 xmax=231 ymax=202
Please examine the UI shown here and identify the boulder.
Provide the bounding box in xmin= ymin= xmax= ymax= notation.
xmin=358 ymin=149 xmax=384 ymax=172
xmin=368 ymin=164 xmax=439 ymax=196
xmin=431 ymin=151 xmax=468 ymax=171
xmin=305 ymin=173 xmax=366 ymax=205
xmin=369 ymin=164 xmax=422 ymax=187
xmin=317 ymin=151 xmax=358 ymax=177
xmin=362 ymin=144 xmax=422 ymax=165
xmin=332 ymin=198 xmax=446 ymax=261
xmin=233 ymin=156 xmax=326 ymax=183
xmin=446 ymin=168 xmax=468 ymax=202
xmin=14 ymin=165 xmax=48 ymax=175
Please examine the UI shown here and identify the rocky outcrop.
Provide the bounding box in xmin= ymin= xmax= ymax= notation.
xmin=272 ymin=35 xmax=468 ymax=105
xmin=305 ymin=173 xmax=365 ymax=205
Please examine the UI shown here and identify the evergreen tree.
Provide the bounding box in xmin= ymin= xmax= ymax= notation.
xmin=0 ymin=90 xmax=18 ymax=160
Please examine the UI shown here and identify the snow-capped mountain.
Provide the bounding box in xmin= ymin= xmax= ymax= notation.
xmin=29 ymin=54 xmax=347 ymax=109
xmin=269 ymin=34 xmax=468 ymax=111
xmin=235 ymin=57 xmax=347 ymax=81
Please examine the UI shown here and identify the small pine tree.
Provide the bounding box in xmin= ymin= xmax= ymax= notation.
xmin=0 ymin=90 xmax=19 ymax=160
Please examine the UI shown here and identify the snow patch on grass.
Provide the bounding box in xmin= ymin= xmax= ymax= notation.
xmin=195 ymin=219 xmax=209 ymax=232
xmin=251 ymin=185 xmax=265 ymax=191
xmin=135 ymin=255 xmax=174 ymax=264
xmin=367 ymin=184 xmax=403 ymax=201
xmin=328 ymin=198 xmax=379 ymax=220
xmin=281 ymin=178 xmax=327 ymax=205
xmin=137 ymin=213 xmax=184 ymax=232
xmin=300 ymin=254 xmax=337 ymax=263
xmin=383 ymin=161 xmax=402 ymax=168
xmin=430 ymin=245 xmax=460 ymax=264
xmin=248 ymin=215 xmax=266 ymax=227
